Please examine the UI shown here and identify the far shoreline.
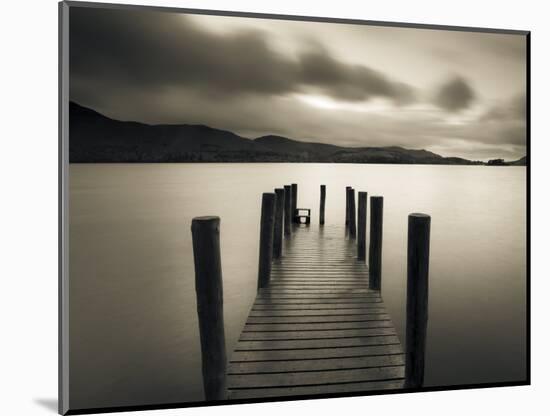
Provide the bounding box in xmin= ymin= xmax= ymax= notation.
xmin=67 ymin=161 xmax=527 ymax=167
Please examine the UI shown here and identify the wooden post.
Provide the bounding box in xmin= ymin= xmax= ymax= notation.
xmin=345 ymin=186 xmax=351 ymax=225
xmin=349 ymin=188 xmax=356 ymax=238
xmin=191 ymin=216 xmax=227 ymax=401
xmin=291 ymin=183 xmax=298 ymax=223
xmin=368 ymin=196 xmax=383 ymax=290
xmin=405 ymin=213 xmax=431 ymax=389
xmin=258 ymin=193 xmax=276 ymax=290
xmin=284 ymin=185 xmax=292 ymax=236
xmin=273 ymin=188 xmax=285 ymax=258
xmin=357 ymin=192 xmax=368 ymax=260
xmin=320 ymin=185 xmax=326 ymax=225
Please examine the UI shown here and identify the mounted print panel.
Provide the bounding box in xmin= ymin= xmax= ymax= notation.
xmin=59 ymin=1 xmax=529 ymax=414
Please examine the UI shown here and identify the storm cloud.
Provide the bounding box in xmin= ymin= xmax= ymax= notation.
xmin=70 ymin=7 xmax=415 ymax=104
xmin=69 ymin=6 xmax=527 ymax=161
xmin=433 ymin=77 xmax=476 ymax=112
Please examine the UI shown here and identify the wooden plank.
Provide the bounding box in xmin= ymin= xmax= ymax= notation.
xmin=228 ymin=379 xmax=404 ymax=399
xmin=258 ymin=289 xmax=373 ymax=294
xmin=275 ymin=260 xmax=357 ymax=263
xmin=273 ymin=264 xmax=358 ymax=266
xmin=246 ymin=314 xmax=390 ymax=324
xmin=268 ymin=281 xmax=369 ymax=285
xmin=228 ymin=354 xmax=405 ymax=374
xmin=254 ymin=299 xmax=382 ymax=304
xmin=256 ymin=296 xmax=380 ymax=301
xmin=269 ymin=282 xmax=368 ymax=285
xmin=268 ymin=282 xmax=369 ymax=285
xmin=254 ymin=300 xmax=383 ymax=307
xmin=227 ymin=366 xmax=404 ymax=388
xmin=280 ymin=245 xmax=349 ymax=248
xmin=271 ymin=273 xmax=365 ymax=276
xmin=243 ymin=320 xmax=393 ymax=332
xmin=270 ymin=276 xmax=367 ymax=279
xmin=263 ymin=286 xmax=370 ymax=291
xmin=273 ymin=260 xmax=358 ymax=264
xmin=269 ymin=278 xmax=367 ymax=281
xmin=272 ymin=270 xmax=363 ymax=273
xmin=269 ymin=280 xmax=368 ymax=283
xmin=270 ymin=274 xmax=367 ymax=278
xmin=276 ymin=253 xmax=354 ymax=255
xmin=231 ymin=344 xmax=404 ymax=362
xmin=251 ymin=304 xmax=385 ymax=311
xmin=239 ymin=327 xmax=396 ymax=340
xmin=273 ymin=264 xmax=365 ymax=267
xmin=269 ymin=278 xmax=369 ymax=282
xmin=271 ymin=269 xmax=366 ymax=273
xmin=277 ymin=255 xmax=355 ymax=258
xmin=265 ymin=284 xmax=373 ymax=288
xmin=235 ymin=335 xmax=400 ymax=351
xmin=254 ymin=298 xmax=380 ymax=302
xmin=272 ymin=269 xmax=366 ymax=272
xmin=279 ymin=249 xmax=352 ymax=252
xmin=271 ymin=273 xmax=367 ymax=276
xmin=256 ymin=293 xmax=380 ymax=299
xmin=261 ymin=288 xmax=371 ymax=291
xmin=248 ymin=308 xmax=386 ymax=317
xmin=273 ymin=262 xmax=365 ymax=266
xmin=264 ymin=288 xmax=370 ymax=292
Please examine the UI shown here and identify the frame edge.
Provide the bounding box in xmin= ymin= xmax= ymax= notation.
xmin=59 ymin=1 xmax=70 ymax=414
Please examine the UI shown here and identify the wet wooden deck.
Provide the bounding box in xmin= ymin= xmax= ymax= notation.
xmin=227 ymin=225 xmax=404 ymax=400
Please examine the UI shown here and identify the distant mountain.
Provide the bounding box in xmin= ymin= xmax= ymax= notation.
xmin=69 ymin=102 xmax=274 ymax=162
xmin=69 ymin=102 xmax=483 ymax=165
xmin=487 ymin=156 xmax=527 ymax=166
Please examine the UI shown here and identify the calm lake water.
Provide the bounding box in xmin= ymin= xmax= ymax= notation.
xmin=69 ymin=163 xmax=527 ymax=409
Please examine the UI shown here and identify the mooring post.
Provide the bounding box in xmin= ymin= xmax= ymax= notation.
xmin=258 ymin=193 xmax=276 ymax=290
xmin=357 ymin=191 xmax=368 ymax=260
xmin=345 ymin=186 xmax=351 ymax=225
xmin=191 ymin=216 xmax=227 ymax=401
xmin=284 ymin=185 xmax=292 ymax=236
xmin=405 ymin=213 xmax=431 ymax=389
xmin=291 ymin=183 xmax=298 ymax=223
xmin=368 ymin=196 xmax=384 ymax=290
xmin=320 ymin=185 xmax=326 ymax=225
xmin=349 ymin=188 xmax=357 ymax=238
xmin=273 ymin=188 xmax=285 ymax=258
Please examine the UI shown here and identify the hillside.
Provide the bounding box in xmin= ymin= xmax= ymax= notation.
xmin=509 ymin=156 xmax=527 ymax=166
xmin=69 ymin=102 xmax=482 ymax=165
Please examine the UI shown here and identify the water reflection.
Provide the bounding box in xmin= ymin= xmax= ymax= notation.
xmin=69 ymin=163 xmax=526 ymax=409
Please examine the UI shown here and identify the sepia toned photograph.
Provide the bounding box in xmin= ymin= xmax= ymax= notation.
xmin=60 ymin=1 xmax=529 ymax=414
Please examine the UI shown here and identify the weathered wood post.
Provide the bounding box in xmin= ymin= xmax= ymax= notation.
xmin=284 ymin=185 xmax=292 ymax=236
xmin=273 ymin=188 xmax=285 ymax=258
xmin=357 ymin=191 xmax=368 ymax=261
xmin=368 ymin=196 xmax=383 ymax=290
xmin=191 ymin=216 xmax=227 ymax=401
xmin=320 ymin=185 xmax=326 ymax=225
xmin=291 ymin=183 xmax=298 ymax=223
xmin=345 ymin=186 xmax=351 ymax=225
xmin=349 ymin=188 xmax=357 ymax=238
xmin=405 ymin=213 xmax=431 ymax=389
xmin=258 ymin=193 xmax=276 ymax=290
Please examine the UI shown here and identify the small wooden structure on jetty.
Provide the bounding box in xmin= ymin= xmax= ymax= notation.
xmin=191 ymin=184 xmax=431 ymax=402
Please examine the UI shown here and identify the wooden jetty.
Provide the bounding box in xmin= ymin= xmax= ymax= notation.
xmin=226 ymin=224 xmax=404 ymax=399
xmin=191 ymin=185 xmax=431 ymax=402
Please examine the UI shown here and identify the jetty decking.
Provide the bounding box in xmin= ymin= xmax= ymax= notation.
xmin=226 ymin=224 xmax=404 ymax=400
xmin=191 ymin=185 xmax=430 ymax=401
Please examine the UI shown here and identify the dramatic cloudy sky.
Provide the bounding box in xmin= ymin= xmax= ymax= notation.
xmin=70 ymin=7 xmax=527 ymax=161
